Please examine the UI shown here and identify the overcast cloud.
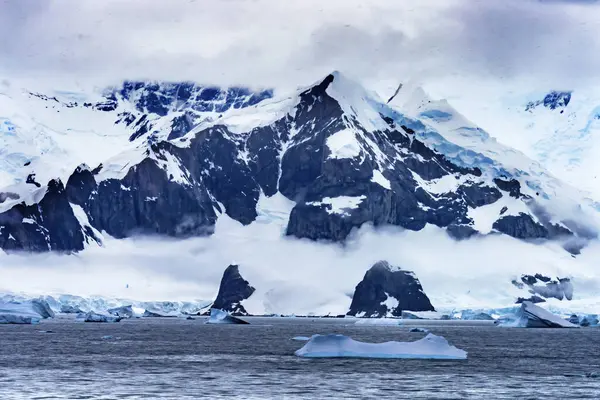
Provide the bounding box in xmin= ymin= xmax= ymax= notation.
xmin=1 ymin=0 xmax=599 ymax=92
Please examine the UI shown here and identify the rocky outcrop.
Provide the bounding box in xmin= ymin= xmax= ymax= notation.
xmin=512 ymin=274 xmax=574 ymax=303
xmin=0 ymin=179 xmax=86 ymax=252
xmin=347 ymin=261 xmax=434 ymax=317
xmin=211 ymin=265 xmax=256 ymax=315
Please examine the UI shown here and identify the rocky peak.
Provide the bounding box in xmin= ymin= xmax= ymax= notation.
xmin=347 ymin=261 xmax=434 ymax=317
xmin=211 ymin=264 xmax=256 ymax=316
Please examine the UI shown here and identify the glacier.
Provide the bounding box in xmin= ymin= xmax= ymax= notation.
xmin=294 ymin=333 xmax=467 ymax=359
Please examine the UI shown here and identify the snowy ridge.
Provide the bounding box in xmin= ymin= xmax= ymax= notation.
xmin=0 ymin=79 xmax=273 ymax=208
xmin=1 ymin=71 xmax=599 ymax=262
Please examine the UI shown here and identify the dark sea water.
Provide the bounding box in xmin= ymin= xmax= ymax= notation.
xmin=1 ymin=317 xmax=599 ymax=399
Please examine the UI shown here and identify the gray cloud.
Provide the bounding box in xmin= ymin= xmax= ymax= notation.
xmin=0 ymin=0 xmax=598 ymax=91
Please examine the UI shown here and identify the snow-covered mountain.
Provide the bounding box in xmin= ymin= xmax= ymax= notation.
xmin=448 ymin=86 xmax=600 ymax=200
xmin=0 ymin=72 xmax=598 ymax=254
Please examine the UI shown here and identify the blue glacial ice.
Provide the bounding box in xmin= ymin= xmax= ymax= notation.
xmin=294 ymin=333 xmax=467 ymax=359
xmin=0 ymin=299 xmax=55 ymax=324
xmin=291 ymin=336 xmax=311 ymax=341
xmin=77 ymin=311 xmax=122 ymax=323
xmin=205 ymin=308 xmax=249 ymax=325
xmin=499 ymin=301 xmax=579 ymax=328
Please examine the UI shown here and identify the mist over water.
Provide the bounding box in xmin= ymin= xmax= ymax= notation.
xmin=2 ymin=210 xmax=600 ymax=315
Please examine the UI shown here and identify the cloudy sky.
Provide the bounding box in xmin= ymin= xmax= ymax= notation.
xmin=1 ymin=0 xmax=599 ymax=95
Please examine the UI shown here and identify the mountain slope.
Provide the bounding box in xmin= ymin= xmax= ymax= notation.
xmin=0 ymin=73 xmax=597 ymax=253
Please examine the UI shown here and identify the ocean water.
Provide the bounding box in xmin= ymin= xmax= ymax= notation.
xmin=1 ymin=317 xmax=599 ymax=399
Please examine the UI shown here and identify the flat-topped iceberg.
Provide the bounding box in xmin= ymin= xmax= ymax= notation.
xmin=500 ymin=301 xmax=579 ymax=328
xmin=0 ymin=299 xmax=55 ymax=324
xmin=294 ymin=333 xmax=467 ymax=359
xmin=142 ymin=310 xmax=178 ymax=318
xmin=205 ymin=308 xmax=249 ymax=325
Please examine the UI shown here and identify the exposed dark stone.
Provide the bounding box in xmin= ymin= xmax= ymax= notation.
xmin=0 ymin=192 xmax=19 ymax=204
xmin=66 ymin=165 xmax=97 ymax=206
xmin=0 ymin=179 xmax=85 ymax=252
xmin=347 ymin=261 xmax=434 ymax=318
xmin=212 ymin=265 xmax=256 ymax=316
xmin=446 ymin=224 xmax=478 ymax=240
xmin=534 ymin=274 xmax=551 ymax=283
xmin=26 ymin=174 xmax=41 ymax=188
xmin=493 ymin=214 xmax=548 ymax=239
xmin=526 ymin=91 xmax=571 ymax=112
xmin=458 ymin=184 xmax=502 ymax=208
xmin=516 ymin=295 xmax=546 ymax=304
xmin=493 ymin=178 xmax=522 ymax=198
xmin=86 ymin=155 xmax=217 ymax=239
xmin=173 ymin=126 xmax=260 ymax=225
xmin=167 ymin=112 xmax=195 ymax=141
xmin=515 ymin=274 xmax=573 ymax=302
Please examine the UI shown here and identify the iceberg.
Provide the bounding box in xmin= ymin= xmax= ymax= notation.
xmin=0 ymin=314 xmax=39 ymax=324
xmin=500 ymin=301 xmax=579 ymax=328
xmin=0 ymin=299 xmax=55 ymax=324
xmin=291 ymin=336 xmax=311 ymax=341
xmin=294 ymin=333 xmax=467 ymax=359
xmin=108 ymin=305 xmax=135 ymax=318
xmin=60 ymin=304 xmax=84 ymax=314
xmin=580 ymin=315 xmax=599 ymax=327
xmin=401 ymin=311 xmax=448 ymax=320
xmin=205 ymin=308 xmax=249 ymax=325
xmin=77 ymin=311 xmax=122 ymax=323
xmin=142 ymin=310 xmax=178 ymax=318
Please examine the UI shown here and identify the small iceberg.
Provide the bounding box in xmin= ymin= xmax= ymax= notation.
xmin=409 ymin=327 xmax=429 ymax=333
xmin=205 ymin=308 xmax=249 ymax=325
xmin=60 ymin=304 xmax=84 ymax=314
xmin=401 ymin=311 xmax=448 ymax=320
xmin=77 ymin=311 xmax=122 ymax=323
xmin=500 ymin=301 xmax=579 ymax=328
xmin=108 ymin=305 xmax=135 ymax=318
xmin=354 ymin=318 xmax=402 ymax=326
xmin=142 ymin=310 xmax=177 ymax=318
xmin=295 ymin=333 xmax=467 ymax=359
xmin=291 ymin=336 xmax=311 ymax=341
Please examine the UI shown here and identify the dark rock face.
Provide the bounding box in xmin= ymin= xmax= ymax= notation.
xmin=526 ymin=91 xmax=572 ymax=112
xmin=493 ymin=214 xmax=548 ymax=239
xmin=117 ymin=81 xmax=273 ymax=116
xmin=85 ymin=154 xmax=217 ymax=239
xmin=513 ymin=274 xmax=573 ymax=303
xmin=347 ymin=261 xmax=434 ymax=317
xmin=212 ymin=265 xmax=256 ymax=316
xmin=0 ymin=179 xmax=86 ymax=252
